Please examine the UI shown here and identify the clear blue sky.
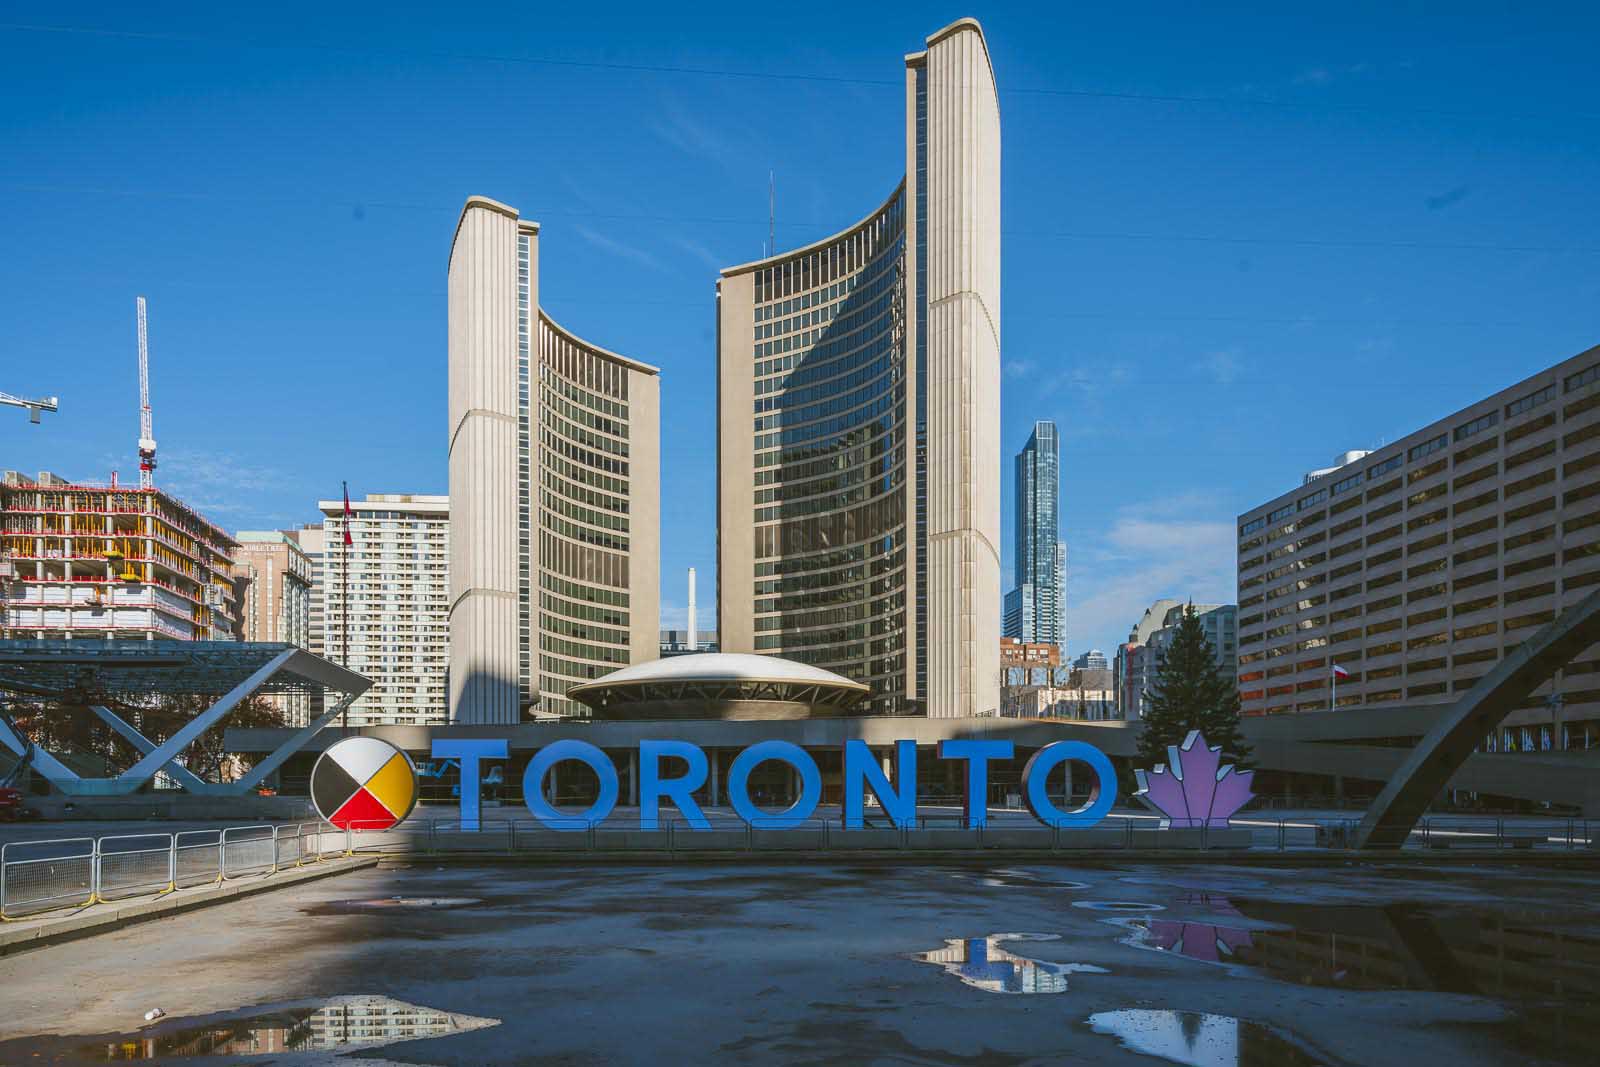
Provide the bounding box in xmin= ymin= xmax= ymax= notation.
xmin=2 ymin=2 xmax=1596 ymax=658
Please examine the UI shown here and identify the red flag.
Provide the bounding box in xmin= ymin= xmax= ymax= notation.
xmin=342 ymin=481 xmax=354 ymax=546
xmin=1332 ymin=663 xmax=1351 ymax=680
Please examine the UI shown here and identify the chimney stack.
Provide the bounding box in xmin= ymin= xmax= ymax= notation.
xmin=687 ymin=567 xmax=698 ymax=652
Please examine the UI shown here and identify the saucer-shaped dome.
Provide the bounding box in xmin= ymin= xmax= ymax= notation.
xmin=567 ymin=653 xmax=870 ymax=720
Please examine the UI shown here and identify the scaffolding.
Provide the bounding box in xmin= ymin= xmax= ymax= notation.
xmin=0 ymin=471 xmax=243 ymax=642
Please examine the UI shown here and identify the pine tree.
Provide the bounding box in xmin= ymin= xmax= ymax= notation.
xmin=1135 ymin=604 xmax=1252 ymax=769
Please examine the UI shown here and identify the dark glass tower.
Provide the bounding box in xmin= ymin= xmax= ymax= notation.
xmin=1006 ymin=421 xmax=1064 ymax=647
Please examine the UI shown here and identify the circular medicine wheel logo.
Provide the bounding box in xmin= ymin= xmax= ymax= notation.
xmin=311 ymin=737 xmax=418 ymax=830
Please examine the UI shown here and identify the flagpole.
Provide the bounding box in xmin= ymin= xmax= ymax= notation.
xmin=1330 ymin=665 xmax=1336 ymax=712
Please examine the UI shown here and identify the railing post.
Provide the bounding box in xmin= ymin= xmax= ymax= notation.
xmin=344 ymin=826 xmax=352 ymax=856
xmin=92 ymin=838 xmax=103 ymax=904
xmin=218 ymin=828 xmax=227 ymax=881
xmin=168 ymin=833 xmax=177 ymax=892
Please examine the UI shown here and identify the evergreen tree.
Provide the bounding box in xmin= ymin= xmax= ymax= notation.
xmin=1135 ymin=604 xmax=1252 ymax=769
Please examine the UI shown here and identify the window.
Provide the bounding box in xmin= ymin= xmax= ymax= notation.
xmin=1567 ymin=362 xmax=1600 ymax=392
xmin=1407 ymin=434 xmax=1448 ymax=462
xmin=1505 ymin=383 xmax=1555 ymax=418
xmin=1330 ymin=470 xmax=1363 ymax=495
xmin=1454 ymin=411 xmax=1499 ymax=441
xmin=1298 ymin=488 xmax=1328 ymax=511
xmin=1367 ymin=454 xmax=1403 ymax=479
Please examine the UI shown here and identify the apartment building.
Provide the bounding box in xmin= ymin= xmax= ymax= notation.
xmin=319 ymin=493 xmax=449 ymax=726
xmin=1 ymin=470 xmax=241 ymax=641
xmin=234 ymin=529 xmax=315 ymax=725
xmin=1236 ymin=345 xmax=1600 ymax=752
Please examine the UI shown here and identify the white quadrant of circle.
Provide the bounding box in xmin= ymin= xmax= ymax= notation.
xmin=327 ymin=736 xmax=401 ymax=785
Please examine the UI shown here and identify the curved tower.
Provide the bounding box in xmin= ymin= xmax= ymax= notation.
xmin=717 ymin=19 xmax=1000 ymax=717
xmin=449 ymin=198 xmax=660 ymax=722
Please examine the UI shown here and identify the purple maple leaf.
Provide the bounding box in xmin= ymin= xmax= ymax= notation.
xmin=1134 ymin=730 xmax=1254 ymax=828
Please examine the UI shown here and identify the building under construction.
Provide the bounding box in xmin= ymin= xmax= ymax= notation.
xmin=0 ymin=470 xmax=243 ymax=641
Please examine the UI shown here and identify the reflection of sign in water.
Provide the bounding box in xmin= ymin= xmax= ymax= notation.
xmin=311 ymin=738 xmax=418 ymax=830
xmin=914 ymin=933 xmax=1106 ymax=994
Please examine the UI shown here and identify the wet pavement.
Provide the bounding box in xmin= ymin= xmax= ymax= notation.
xmin=0 ymin=859 xmax=1596 ymax=1064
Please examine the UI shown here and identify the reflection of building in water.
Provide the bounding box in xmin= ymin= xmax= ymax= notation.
xmin=308 ymin=997 xmax=458 ymax=1046
xmin=918 ymin=935 xmax=1075 ymax=994
xmin=100 ymin=996 xmax=492 ymax=1060
xmin=1235 ymin=902 xmax=1600 ymax=1001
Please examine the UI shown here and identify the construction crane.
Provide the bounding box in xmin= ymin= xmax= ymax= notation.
xmin=0 ymin=390 xmax=58 ymax=424
xmin=136 ymin=296 xmax=157 ymax=489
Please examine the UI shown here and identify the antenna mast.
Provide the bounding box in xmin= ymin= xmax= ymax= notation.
xmin=136 ymin=297 xmax=157 ymax=489
xmin=768 ymin=171 xmax=775 ymax=256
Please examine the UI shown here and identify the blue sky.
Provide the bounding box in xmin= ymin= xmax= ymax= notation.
xmin=2 ymin=2 xmax=1597 ymax=659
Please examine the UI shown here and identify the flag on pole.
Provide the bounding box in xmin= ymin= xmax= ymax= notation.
xmin=342 ymin=481 xmax=354 ymax=546
xmin=1332 ymin=664 xmax=1351 ymax=680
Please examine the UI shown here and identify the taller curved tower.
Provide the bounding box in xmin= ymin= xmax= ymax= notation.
xmin=717 ymin=19 xmax=1001 ymax=717
xmin=449 ymin=197 xmax=660 ymax=722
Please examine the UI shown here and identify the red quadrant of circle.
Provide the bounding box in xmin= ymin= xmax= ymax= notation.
xmin=329 ymin=787 xmax=398 ymax=830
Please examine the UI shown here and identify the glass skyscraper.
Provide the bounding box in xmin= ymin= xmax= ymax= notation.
xmin=1006 ymin=421 xmax=1065 ymax=648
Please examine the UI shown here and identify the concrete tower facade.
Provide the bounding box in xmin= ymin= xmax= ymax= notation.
xmin=448 ymin=197 xmax=660 ymax=723
xmin=716 ymin=19 xmax=1001 ymax=717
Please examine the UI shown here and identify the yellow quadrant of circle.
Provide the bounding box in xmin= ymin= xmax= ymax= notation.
xmin=363 ymin=752 xmax=416 ymax=817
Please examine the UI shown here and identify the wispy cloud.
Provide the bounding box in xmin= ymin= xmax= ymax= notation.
xmin=1425 ymin=185 xmax=1472 ymax=211
xmin=572 ymin=223 xmax=663 ymax=272
xmin=1202 ymin=348 xmax=1243 ymax=385
xmin=1067 ymin=494 xmax=1236 ymax=656
xmin=650 ymin=98 xmax=742 ymax=169
xmin=671 ymin=235 xmax=727 ymax=273
xmin=1293 ymin=61 xmax=1374 ymax=86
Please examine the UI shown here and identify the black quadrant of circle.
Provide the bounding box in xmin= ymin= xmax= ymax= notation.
xmin=312 ymin=755 xmax=362 ymax=817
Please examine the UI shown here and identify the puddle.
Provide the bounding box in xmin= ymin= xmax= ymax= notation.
xmin=306 ymin=896 xmax=486 ymax=914
xmin=913 ymin=933 xmax=1108 ymax=994
xmin=1111 ymin=895 xmax=1600 ymax=1061
xmin=1072 ymin=900 xmax=1166 ymax=913
xmin=0 ymin=995 xmax=498 ymax=1063
xmin=1087 ymin=1009 xmax=1326 ymax=1066
xmin=978 ymin=868 xmax=1090 ymax=890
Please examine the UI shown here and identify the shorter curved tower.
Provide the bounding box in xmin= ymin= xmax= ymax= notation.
xmin=449 ymin=197 xmax=660 ymax=722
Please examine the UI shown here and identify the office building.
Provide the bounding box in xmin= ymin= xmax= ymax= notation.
xmin=235 ymin=530 xmax=315 ymax=724
xmin=1114 ymin=600 xmax=1236 ymax=719
xmin=1236 ymin=345 xmax=1600 ymax=751
xmin=1073 ymin=649 xmax=1109 ymax=671
xmin=320 ymin=493 xmax=449 ymax=726
xmin=661 ymin=629 xmax=719 ymax=656
xmin=448 ymin=197 xmax=662 ymax=723
xmin=717 ymin=19 xmax=1001 ymax=717
xmin=1006 ymin=421 xmax=1065 ymax=647
xmin=1 ymin=470 xmax=241 ymax=641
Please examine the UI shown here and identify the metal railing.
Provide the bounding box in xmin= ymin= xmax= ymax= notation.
xmin=0 ymin=821 xmax=334 ymax=920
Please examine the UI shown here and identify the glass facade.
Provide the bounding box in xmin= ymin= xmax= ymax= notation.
xmin=1008 ymin=421 xmax=1065 ymax=647
xmin=533 ymin=317 xmax=636 ymax=719
xmin=746 ymin=190 xmax=915 ymax=714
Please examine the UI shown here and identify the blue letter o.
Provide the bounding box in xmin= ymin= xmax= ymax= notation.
xmin=727 ymin=740 xmax=821 ymax=829
xmin=522 ymin=740 xmax=619 ymax=831
xmin=1022 ymin=741 xmax=1116 ymax=828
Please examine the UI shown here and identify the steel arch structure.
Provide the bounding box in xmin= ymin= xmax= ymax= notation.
xmin=1355 ymin=589 xmax=1600 ymax=849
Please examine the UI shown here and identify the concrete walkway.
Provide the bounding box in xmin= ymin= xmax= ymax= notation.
xmin=0 ymin=855 xmax=378 ymax=957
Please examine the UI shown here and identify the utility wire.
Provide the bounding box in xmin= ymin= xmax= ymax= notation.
xmin=1 ymin=21 xmax=1594 ymax=122
xmin=3 ymin=182 xmax=1595 ymax=257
